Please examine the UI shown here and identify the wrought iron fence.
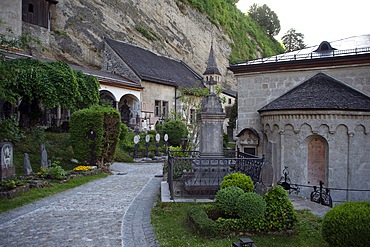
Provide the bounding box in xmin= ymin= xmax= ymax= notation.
xmin=167 ymin=150 xmax=264 ymax=199
xmin=277 ymin=166 xmax=370 ymax=208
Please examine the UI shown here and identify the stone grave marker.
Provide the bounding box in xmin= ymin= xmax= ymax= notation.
xmin=41 ymin=144 xmax=48 ymax=169
xmin=260 ymin=162 xmax=275 ymax=186
xmin=0 ymin=140 xmax=15 ymax=180
xmin=23 ymin=153 xmax=32 ymax=175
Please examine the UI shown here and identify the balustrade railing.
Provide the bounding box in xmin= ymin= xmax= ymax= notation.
xmin=167 ymin=150 xmax=265 ymax=199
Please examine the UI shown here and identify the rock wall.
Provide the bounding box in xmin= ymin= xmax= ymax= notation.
xmin=25 ymin=0 xmax=237 ymax=89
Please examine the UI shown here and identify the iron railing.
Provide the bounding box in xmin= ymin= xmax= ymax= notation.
xmin=167 ymin=150 xmax=264 ymax=199
xmin=231 ymin=47 xmax=370 ymax=66
xmin=277 ymin=166 xmax=370 ymax=207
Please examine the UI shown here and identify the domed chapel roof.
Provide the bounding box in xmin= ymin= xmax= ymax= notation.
xmin=258 ymin=72 xmax=370 ymax=112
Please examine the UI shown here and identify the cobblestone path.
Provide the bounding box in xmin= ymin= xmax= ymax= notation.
xmin=0 ymin=163 xmax=163 ymax=247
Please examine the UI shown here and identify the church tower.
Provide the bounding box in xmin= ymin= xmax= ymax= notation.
xmin=203 ymin=43 xmax=222 ymax=87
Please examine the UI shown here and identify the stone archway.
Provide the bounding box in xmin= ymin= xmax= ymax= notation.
xmin=99 ymin=90 xmax=116 ymax=108
xmin=307 ymin=138 xmax=326 ymax=185
xmin=118 ymin=94 xmax=140 ymax=129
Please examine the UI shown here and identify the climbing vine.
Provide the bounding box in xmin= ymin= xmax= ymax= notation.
xmin=0 ymin=57 xmax=100 ymax=109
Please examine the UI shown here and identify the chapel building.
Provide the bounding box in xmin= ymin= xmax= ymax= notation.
xmin=228 ymin=35 xmax=370 ymax=203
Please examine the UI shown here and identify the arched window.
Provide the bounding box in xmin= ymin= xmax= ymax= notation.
xmin=28 ymin=3 xmax=34 ymax=13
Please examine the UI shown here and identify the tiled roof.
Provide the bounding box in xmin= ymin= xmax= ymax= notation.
xmin=3 ymin=51 xmax=143 ymax=90
xmin=104 ymin=37 xmax=205 ymax=89
xmin=222 ymin=89 xmax=237 ymax=98
xmin=203 ymin=44 xmax=221 ymax=75
xmin=258 ymin=72 xmax=370 ymax=112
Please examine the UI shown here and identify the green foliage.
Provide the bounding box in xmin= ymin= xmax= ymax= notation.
xmin=228 ymin=95 xmax=237 ymax=129
xmin=0 ymin=19 xmax=42 ymax=61
xmin=0 ymin=116 xmax=25 ymax=143
xmin=215 ymin=186 xmax=244 ymax=217
xmin=30 ymin=127 xmax=46 ymax=147
xmin=0 ymin=58 xmax=100 ymax=111
xmin=114 ymin=143 xmax=134 ymax=163
xmin=282 ymin=28 xmax=307 ymax=52
xmin=322 ymin=200 xmax=370 ymax=247
xmin=135 ymin=24 xmax=161 ymax=42
xmin=263 ymin=186 xmax=298 ymax=231
xmin=220 ymin=171 xmax=254 ymax=192
xmin=248 ymin=3 xmax=281 ymax=36
xmin=179 ymin=0 xmax=284 ymax=64
xmin=119 ymin=123 xmax=130 ymax=142
xmin=49 ymin=161 xmax=68 ymax=180
xmin=0 ymin=178 xmax=17 ymax=191
xmin=223 ymin=132 xmax=229 ymax=148
xmin=69 ymin=105 xmax=121 ymax=169
xmin=163 ymin=120 xmax=187 ymax=147
xmin=236 ymin=192 xmax=266 ymax=220
xmin=187 ymin=206 xmax=219 ymax=235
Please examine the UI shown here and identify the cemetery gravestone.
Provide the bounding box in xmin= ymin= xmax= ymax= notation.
xmin=41 ymin=144 xmax=48 ymax=169
xmin=86 ymin=129 xmax=97 ymax=166
xmin=0 ymin=140 xmax=15 ymax=180
xmin=255 ymin=162 xmax=275 ymax=195
xmin=23 ymin=153 xmax=32 ymax=175
xmin=260 ymin=162 xmax=275 ymax=186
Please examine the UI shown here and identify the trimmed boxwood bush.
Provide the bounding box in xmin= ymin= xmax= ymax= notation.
xmin=221 ymin=172 xmax=254 ymax=192
xmin=215 ymin=186 xmax=244 ymax=217
xmin=236 ymin=192 xmax=266 ymax=220
xmin=322 ymin=200 xmax=370 ymax=247
xmin=70 ymin=105 xmax=120 ymax=168
xmin=188 ymin=206 xmax=219 ymax=235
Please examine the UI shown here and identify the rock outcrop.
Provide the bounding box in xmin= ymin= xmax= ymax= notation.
xmin=25 ymin=0 xmax=242 ymax=89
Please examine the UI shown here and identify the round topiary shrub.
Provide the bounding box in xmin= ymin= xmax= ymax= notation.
xmin=221 ymin=172 xmax=254 ymax=192
xmin=236 ymin=192 xmax=266 ymax=220
xmin=215 ymin=186 xmax=244 ymax=217
xmin=322 ymin=200 xmax=370 ymax=247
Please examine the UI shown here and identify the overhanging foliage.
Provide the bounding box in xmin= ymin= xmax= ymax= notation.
xmin=0 ymin=57 xmax=100 ymax=109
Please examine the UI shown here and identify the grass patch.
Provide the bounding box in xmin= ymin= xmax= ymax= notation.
xmin=151 ymin=197 xmax=329 ymax=246
xmin=0 ymin=173 xmax=108 ymax=214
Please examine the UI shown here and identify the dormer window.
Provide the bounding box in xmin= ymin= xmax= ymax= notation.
xmin=314 ymin=41 xmax=337 ymax=52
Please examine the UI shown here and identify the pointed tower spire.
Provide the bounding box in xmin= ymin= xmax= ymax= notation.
xmin=203 ymin=43 xmax=221 ymax=76
xmin=203 ymin=43 xmax=222 ymax=93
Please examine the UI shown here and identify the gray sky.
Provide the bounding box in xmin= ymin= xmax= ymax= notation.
xmin=236 ymin=0 xmax=370 ymax=47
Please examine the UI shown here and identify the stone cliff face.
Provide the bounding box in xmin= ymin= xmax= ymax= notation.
xmin=26 ymin=0 xmax=237 ymax=89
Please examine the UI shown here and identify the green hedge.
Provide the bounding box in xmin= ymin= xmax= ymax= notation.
xmin=69 ymin=105 xmax=120 ymax=167
xmin=188 ymin=206 xmax=219 ymax=235
xmin=322 ymin=200 xmax=370 ymax=247
xmin=215 ymin=186 xmax=244 ymax=217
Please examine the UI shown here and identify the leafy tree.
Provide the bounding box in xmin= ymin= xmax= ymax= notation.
xmin=169 ymin=84 xmax=225 ymax=150
xmin=248 ymin=3 xmax=281 ymax=36
xmin=169 ymin=84 xmax=209 ymax=150
xmin=282 ymin=28 xmax=306 ymax=52
xmin=0 ymin=57 xmax=100 ymax=126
